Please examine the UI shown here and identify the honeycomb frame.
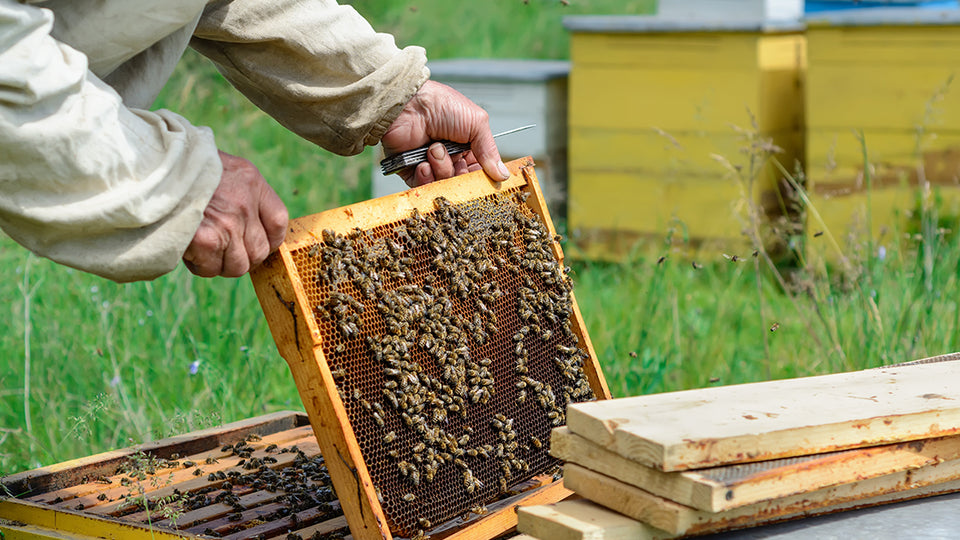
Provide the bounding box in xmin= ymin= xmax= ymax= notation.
xmin=251 ymin=158 xmax=610 ymax=540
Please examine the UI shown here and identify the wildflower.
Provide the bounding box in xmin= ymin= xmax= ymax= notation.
xmin=189 ymin=359 xmax=201 ymax=375
xmin=877 ymin=245 xmax=886 ymax=261
xmin=110 ymin=374 xmax=121 ymax=387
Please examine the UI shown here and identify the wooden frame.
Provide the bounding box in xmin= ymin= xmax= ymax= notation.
xmin=551 ymin=427 xmax=960 ymax=512
xmin=250 ymin=158 xmax=610 ymax=540
xmin=562 ymin=460 xmax=960 ymax=537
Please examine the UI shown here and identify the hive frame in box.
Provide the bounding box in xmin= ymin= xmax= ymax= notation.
xmin=0 ymin=411 xmax=313 ymax=539
xmin=250 ymin=157 xmax=610 ymax=540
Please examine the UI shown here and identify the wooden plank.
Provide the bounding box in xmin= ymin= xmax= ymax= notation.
xmin=566 ymin=362 xmax=960 ymax=471
xmin=517 ymin=499 xmax=667 ymax=540
xmin=551 ymin=427 xmax=960 ymax=512
xmin=562 ymin=460 xmax=960 ymax=536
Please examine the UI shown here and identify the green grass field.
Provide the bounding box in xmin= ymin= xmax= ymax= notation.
xmin=2 ymin=0 xmax=959 ymax=477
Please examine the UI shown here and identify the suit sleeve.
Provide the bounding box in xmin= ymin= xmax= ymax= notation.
xmin=0 ymin=0 xmax=222 ymax=282
xmin=191 ymin=0 xmax=430 ymax=157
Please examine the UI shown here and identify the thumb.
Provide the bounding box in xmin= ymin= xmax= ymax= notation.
xmin=469 ymin=124 xmax=510 ymax=181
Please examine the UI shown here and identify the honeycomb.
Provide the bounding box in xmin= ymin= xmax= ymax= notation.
xmin=289 ymin=189 xmax=595 ymax=538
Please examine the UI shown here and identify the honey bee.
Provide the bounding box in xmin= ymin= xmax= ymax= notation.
xmin=402 ymin=493 xmax=417 ymax=502
xmin=530 ymin=436 xmax=542 ymax=449
xmin=331 ymin=368 xmax=347 ymax=379
xmin=463 ymin=469 xmax=477 ymax=494
xmin=418 ymin=518 xmax=432 ymax=529
xmin=384 ymin=431 xmax=397 ymax=444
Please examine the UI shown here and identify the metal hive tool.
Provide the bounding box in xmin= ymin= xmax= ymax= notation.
xmin=251 ymin=157 xmax=610 ymax=540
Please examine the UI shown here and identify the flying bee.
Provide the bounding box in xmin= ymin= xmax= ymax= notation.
xmin=769 ymin=322 xmax=780 ymax=332
xmin=723 ymin=253 xmax=741 ymax=262
xmin=813 ymin=230 xmax=824 ymax=238
xmin=692 ymin=261 xmax=702 ymax=270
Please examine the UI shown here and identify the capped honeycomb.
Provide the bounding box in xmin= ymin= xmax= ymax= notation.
xmin=289 ymin=189 xmax=595 ymax=538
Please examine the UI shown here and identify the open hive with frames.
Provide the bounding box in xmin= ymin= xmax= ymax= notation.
xmin=251 ymin=157 xmax=610 ymax=540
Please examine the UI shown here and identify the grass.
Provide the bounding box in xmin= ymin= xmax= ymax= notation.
xmin=2 ymin=0 xmax=959 ymax=479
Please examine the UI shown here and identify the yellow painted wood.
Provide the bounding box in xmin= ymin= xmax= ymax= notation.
xmin=804 ymin=21 xmax=960 ymax=264
xmin=0 ymin=522 xmax=97 ymax=540
xmin=0 ymin=500 xmax=188 ymax=540
xmin=807 ymin=129 xmax=960 ymax=167
xmin=804 ymin=127 xmax=960 ymax=264
xmin=807 ymin=66 xmax=960 ymax=130
xmin=567 ymin=170 xmax=755 ymax=247
xmin=570 ymin=32 xmax=759 ymax=70
xmin=569 ymin=128 xmax=801 ymax=175
xmin=569 ymin=67 xmax=760 ymax=132
xmin=806 ymin=24 xmax=960 ymax=66
xmin=567 ymin=27 xmax=804 ymax=260
xmin=758 ymin=34 xmax=807 ymax=134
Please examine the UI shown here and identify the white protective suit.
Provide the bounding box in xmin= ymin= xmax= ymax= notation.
xmin=0 ymin=0 xmax=429 ymax=281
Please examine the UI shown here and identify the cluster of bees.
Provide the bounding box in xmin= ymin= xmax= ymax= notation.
xmin=304 ymin=190 xmax=594 ymax=538
xmin=114 ymin=436 xmax=342 ymax=539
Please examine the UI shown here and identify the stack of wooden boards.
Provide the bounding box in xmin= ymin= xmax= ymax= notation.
xmin=517 ymin=359 xmax=960 ymax=538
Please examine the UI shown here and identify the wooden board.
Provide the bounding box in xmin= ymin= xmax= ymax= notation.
xmin=566 ymin=361 xmax=960 ymax=471
xmin=251 ymin=158 xmax=608 ymax=540
xmin=551 ymin=427 xmax=960 ymax=512
xmin=517 ymin=499 xmax=667 ymax=540
xmin=562 ymin=461 xmax=960 ymax=536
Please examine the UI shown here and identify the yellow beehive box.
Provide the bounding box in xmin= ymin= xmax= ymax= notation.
xmin=563 ymin=16 xmax=806 ymax=260
xmin=805 ymin=8 xmax=960 ymax=264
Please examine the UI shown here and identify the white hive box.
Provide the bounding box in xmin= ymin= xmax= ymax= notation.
xmin=658 ymin=0 xmax=803 ymax=21
xmin=372 ymin=59 xmax=570 ymax=218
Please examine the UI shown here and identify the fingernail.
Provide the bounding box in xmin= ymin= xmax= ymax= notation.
xmin=430 ymin=143 xmax=446 ymax=160
xmin=497 ymin=161 xmax=510 ymax=180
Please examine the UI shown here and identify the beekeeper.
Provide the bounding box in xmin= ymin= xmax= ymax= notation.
xmin=0 ymin=0 xmax=508 ymax=282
